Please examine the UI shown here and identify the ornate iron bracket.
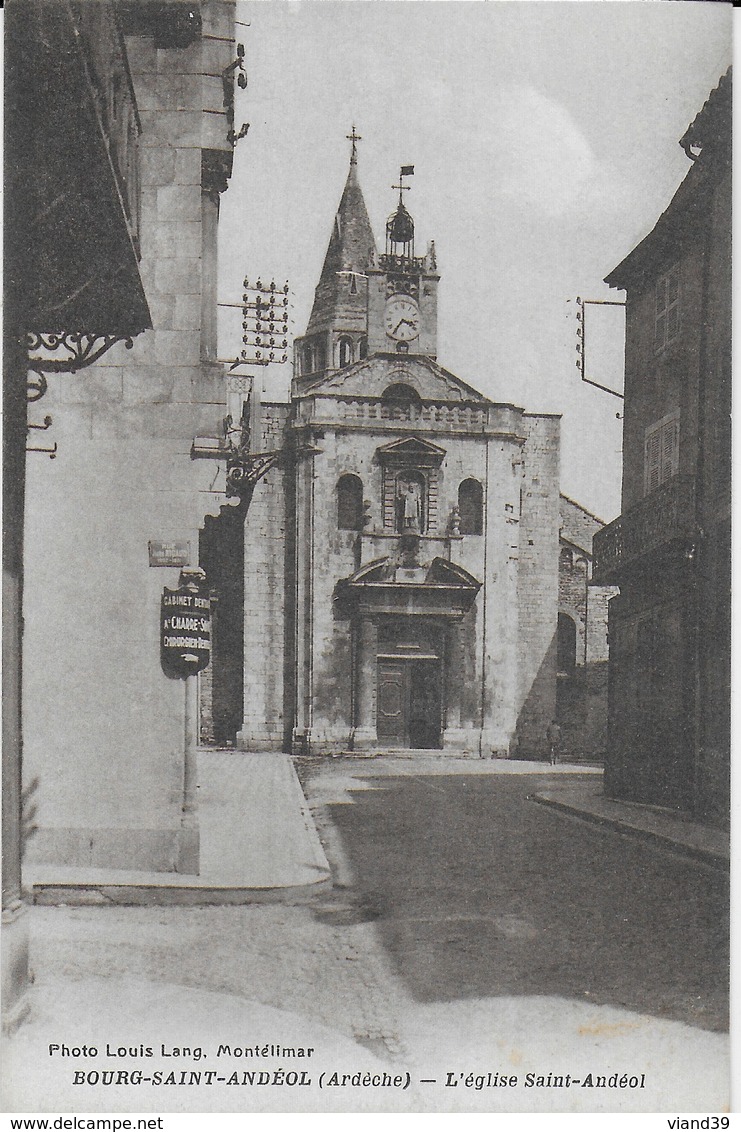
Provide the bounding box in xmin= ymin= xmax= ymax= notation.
xmin=225 ymin=451 xmax=281 ymax=499
xmin=26 ymin=331 xmax=134 ymax=375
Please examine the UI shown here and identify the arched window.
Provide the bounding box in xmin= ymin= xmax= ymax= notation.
xmin=337 ymin=474 xmax=363 ymax=531
xmin=458 ymin=479 xmax=483 ymax=535
xmin=358 ymin=336 xmax=368 ymax=360
xmin=338 ymin=336 xmax=353 ymax=368
xmin=557 ymin=613 xmax=577 ymax=675
xmin=302 ymin=344 xmax=313 ymax=375
xmin=382 ymin=383 xmax=421 ymax=407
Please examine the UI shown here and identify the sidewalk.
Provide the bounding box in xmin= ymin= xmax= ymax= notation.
xmin=25 ymin=751 xmax=332 ymax=905
xmin=531 ymin=781 xmax=730 ymax=869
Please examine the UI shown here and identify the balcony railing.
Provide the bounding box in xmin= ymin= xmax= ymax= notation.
xmin=378 ymin=253 xmax=428 ymax=274
xmin=592 ymin=475 xmax=696 ymax=582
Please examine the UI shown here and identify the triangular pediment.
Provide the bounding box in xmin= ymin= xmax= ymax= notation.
xmin=376 ymin=435 xmax=447 ymax=464
xmin=297 ymin=354 xmax=490 ymax=405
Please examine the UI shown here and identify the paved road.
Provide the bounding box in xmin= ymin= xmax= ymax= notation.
xmin=320 ymin=769 xmax=728 ymax=1032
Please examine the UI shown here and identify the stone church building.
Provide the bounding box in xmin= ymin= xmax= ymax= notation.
xmin=204 ymin=149 xmax=606 ymax=760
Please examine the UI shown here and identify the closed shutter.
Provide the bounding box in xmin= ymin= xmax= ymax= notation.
xmin=644 ymin=427 xmax=661 ymax=494
xmin=644 ymin=412 xmax=680 ymax=495
xmin=660 ymin=415 xmax=679 ymax=481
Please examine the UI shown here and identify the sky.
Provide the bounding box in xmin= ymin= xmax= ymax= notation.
xmin=218 ymin=1 xmax=732 ymax=521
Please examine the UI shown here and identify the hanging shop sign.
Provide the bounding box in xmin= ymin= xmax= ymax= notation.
xmin=160 ymin=586 xmax=211 ymax=675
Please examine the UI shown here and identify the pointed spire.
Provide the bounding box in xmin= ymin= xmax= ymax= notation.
xmin=306 ymin=137 xmax=377 ymax=336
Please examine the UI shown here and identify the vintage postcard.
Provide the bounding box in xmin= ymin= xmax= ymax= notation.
xmin=2 ymin=0 xmax=732 ymax=1123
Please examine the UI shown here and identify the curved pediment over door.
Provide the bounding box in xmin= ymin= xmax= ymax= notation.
xmin=339 ymin=554 xmax=481 ymax=619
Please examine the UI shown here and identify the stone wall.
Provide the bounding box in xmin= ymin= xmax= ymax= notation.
xmin=515 ymin=414 xmax=561 ymax=755
xmin=237 ymin=404 xmax=291 ymax=750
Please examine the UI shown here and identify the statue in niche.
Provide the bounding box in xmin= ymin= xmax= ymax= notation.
xmin=397 ymin=478 xmax=422 ymax=533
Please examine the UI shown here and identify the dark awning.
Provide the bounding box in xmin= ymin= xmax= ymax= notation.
xmin=5 ymin=0 xmax=151 ymax=339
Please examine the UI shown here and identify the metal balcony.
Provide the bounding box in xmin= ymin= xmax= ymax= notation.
xmin=592 ymin=475 xmax=697 ymax=583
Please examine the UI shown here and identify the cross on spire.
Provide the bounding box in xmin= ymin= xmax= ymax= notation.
xmin=346 ymin=124 xmax=362 ymax=165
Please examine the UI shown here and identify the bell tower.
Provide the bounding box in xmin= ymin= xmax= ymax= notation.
xmin=294 ymin=141 xmax=440 ymax=383
xmin=367 ymin=167 xmax=439 ymax=359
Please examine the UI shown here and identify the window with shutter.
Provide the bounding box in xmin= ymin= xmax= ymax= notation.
xmin=644 ymin=411 xmax=680 ymax=495
xmin=655 ymin=264 xmax=680 ymax=351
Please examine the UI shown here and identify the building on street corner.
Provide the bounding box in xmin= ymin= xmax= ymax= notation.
xmin=593 ymin=70 xmax=731 ymax=828
xmin=20 ymin=0 xmax=240 ymax=877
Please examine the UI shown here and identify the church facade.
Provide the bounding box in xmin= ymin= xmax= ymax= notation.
xmin=225 ymin=151 xmax=565 ymax=758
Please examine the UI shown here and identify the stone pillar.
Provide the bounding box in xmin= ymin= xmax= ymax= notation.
xmin=443 ymin=619 xmax=468 ymax=751
xmin=350 ymin=617 xmax=378 ymax=750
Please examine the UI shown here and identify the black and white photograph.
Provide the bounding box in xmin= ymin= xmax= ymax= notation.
xmin=1 ymin=0 xmax=733 ymax=1121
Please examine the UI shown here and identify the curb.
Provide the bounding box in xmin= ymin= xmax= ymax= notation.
xmin=531 ymin=792 xmax=729 ymax=871
xmin=29 ymin=874 xmax=333 ymax=907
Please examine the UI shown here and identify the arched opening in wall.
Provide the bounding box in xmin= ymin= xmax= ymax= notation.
xmin=381 ymin=383 xmax=421 ymax=420
xmin=559 ymin=547 xmax=573 ymax=571
xmin=199 ymin=508 xmax=245 ymax=747
xmin=358 ymin=336 xmax=368 ymax=359
xmin=301 ymin=344 xmax=313 ymax=376
xmin=337 ymin=473 xmax=364 ymax=531
xmin=382 ymin=382 xmax=421 ymax=407
xmin=338 ymin=336 xmax=353 ymax=368
xmin=557 ymin=612 xmax=577 ymax=676
xmin=458 ymin=478 xmax=483 ymax=535
xmin=314 ymin=338 xmax=327 ymax=373
xmin=395 ymin=470 xmax=426 ymax=534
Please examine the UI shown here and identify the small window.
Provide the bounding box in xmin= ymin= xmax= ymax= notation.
xmin=655 ymin=264 xmax=680 ymax=351
xmin=358 ymin=337 xmax=368 ymax=359
xmin=644 ymin=411 xmax=679 ymax=495
xmin=337 ymin=474 xmax=363 ymax=531
xmin=302 ymin=344 xmax=313 ymax=375
xmin=338 ymin=336 xmax=353 ymax=368
xmin=557 ymin=613 xmax=577 ymax=675
xmin=458 ymin=479 xmax=483 ymax=535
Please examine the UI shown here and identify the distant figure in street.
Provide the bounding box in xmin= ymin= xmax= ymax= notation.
xmin=547 ymin=719 xmax=561 ymax=766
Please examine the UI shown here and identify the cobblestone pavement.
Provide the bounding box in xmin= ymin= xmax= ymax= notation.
xmin=27 ymin=898 xmax=408 ymax=1058
xmin=9 ymin=755 xmax=731 ymax=1114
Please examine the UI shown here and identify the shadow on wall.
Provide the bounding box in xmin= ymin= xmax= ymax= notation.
xmin=514 ymin=628 xmax=557 ymax=760
xmin=556 ymin=661 xmax=609 ymax=763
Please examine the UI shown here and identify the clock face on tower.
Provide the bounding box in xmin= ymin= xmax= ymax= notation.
xmin=384 ymin=296 xmax=420 ymax=343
